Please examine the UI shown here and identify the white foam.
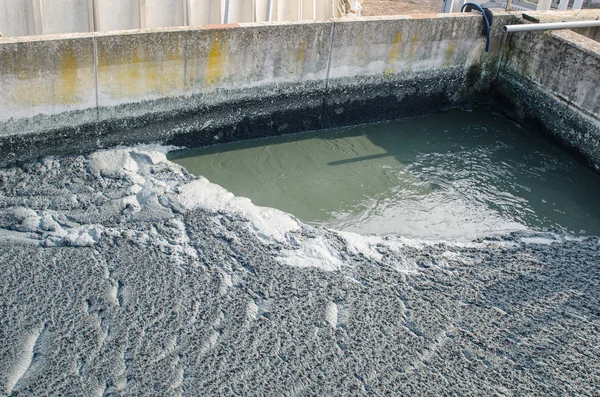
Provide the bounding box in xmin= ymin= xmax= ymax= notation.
xmin=177 ymin=177 xmax=300 ymax=244
xmin=277 ymin=235 xmax=345 ymax=272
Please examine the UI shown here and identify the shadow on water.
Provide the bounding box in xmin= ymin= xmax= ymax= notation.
xmin=168 ymin=107 xmax=600 ymax=239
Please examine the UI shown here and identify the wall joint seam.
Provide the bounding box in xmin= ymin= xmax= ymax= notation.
xmin=93 ymin=35 xmax=100 ymax=121
xmin=324 ymin=20 xmax=336 ymax=92
xmin=320 ymin=20 xmax=337 ymax=128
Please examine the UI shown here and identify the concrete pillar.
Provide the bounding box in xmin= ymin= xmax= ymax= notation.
xmin=189 ymin=0 xmax=220 ymax=25
xmin=96 ymin=0 xmax=141 ymax=31
xmin=440 ymin=0 xmax=455 ymax=13
xmin=0 ymin=0 xmax=37 ymax=37
xmin=142 ymin=0 xmax=185 ymax=28
xmin=40 ymin=0 xmax=91 ymax=34
xmin=536 ymin=0 xmax=552 ymax=11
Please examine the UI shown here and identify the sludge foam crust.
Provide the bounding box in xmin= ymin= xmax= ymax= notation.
xmin=1 ymin=147 xmax=600 ymax=395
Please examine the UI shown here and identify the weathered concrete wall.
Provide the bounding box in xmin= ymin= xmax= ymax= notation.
xmin=0 ymin=33 xmax=98 ymax=138
xmin=322 ymin=14 xmax=513 ymax=126
xmin=572 ymin=26 xmax=600 ymax=42
xmin=0 ymin=14 xmax=515 ymax=166
xmin=495 ymin=28 xmax=600 ymax=169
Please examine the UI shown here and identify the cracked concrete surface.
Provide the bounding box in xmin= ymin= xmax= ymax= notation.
xmin=1 ymin=147 xmax=599 ymax=396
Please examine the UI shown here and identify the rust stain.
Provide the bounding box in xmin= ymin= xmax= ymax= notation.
xmin=384 ymin=32 xmax=403 ymax=78
xmin=205 ymin=33 xmax=226 ymax=85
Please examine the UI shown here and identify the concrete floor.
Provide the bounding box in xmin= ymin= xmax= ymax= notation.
xmin=1 ymin=147 xmax=599 ymax=396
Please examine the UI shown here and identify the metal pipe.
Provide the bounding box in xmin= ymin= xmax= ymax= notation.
xmin=32 ymin=0 xmax=44 ymax=35
xmin=504 ymin=20 xmax=600 ymax=32
xmin=266 ymin=0 xmax=273 ymax=21
xmin=224 ymin=0 xmax=230 ymax=23
xmin=139 ymin=0 xmax=146 ymax=29
xmin=88 ymin=0 xmax=97 ymax=32
xmin=183 ymin=0 xmax=190 ymax=26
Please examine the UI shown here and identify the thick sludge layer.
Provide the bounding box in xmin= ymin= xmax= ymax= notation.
xmin=1 ymin=147 xmax=599 ymax=395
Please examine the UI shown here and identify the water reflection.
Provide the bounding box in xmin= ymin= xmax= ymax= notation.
xmin=168 ymin=108 xmax=600 ymax=240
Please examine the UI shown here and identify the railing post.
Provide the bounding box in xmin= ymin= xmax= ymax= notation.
xmin=139 ymin=0 xmax=147 ymax=28
xmin=536 ymin=0 xmax=552 ymax=11
xmin=267 ymin=0 xmax=273 ymax=21
xmin=183 ymin=0 xmax=190 ymax=26
xmin=31 ymin=0 xmax=44 ymax=35
xmin=440 ymin=0 xmax=455 ymax=13
xmin=88 ymin=0 xmax=98 ymax=31
xmin=572 ymin=0 xmax=584 ymax=10
xmin=224 ymin=0 xmax=230 ymax=23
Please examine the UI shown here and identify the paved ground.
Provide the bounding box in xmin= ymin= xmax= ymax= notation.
xmin=361 ymin=0 xmax=440 ymax=15
xmin=1 ymin=147 xmax=599 ymax=396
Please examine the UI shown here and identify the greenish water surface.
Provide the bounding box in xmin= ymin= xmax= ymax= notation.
xmin=169 ymin=109 xmax=600 ymax=240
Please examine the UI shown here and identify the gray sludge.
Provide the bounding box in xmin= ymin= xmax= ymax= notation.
xmin=0 ymin=148 xmax=599 ymax=396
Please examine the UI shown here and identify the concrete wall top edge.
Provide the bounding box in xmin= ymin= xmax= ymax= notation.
xmin=502 ymin=23 xmax=600 ymax=121
xmin=551 ymin=29 xmax=600 ymax=58
xmin=330 ymin=11 xmax=513 ymax=22
xmin=522 ymin=9 xmax=600 ymax=23
xmin=0 ymin=31 xmax=97 ymax=44
xmin=0 ymin=13 xmax=515 ymax=44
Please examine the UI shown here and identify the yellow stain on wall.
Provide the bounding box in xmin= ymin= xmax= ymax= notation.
xmin=98 ymin=40 xmax=186 ymax=99
xmin=12 ymin=42 xmax=93 ymax=107
xmin=409 ymin=34 xmax=419 ymax=59
xmin=293 ymin=45 xmax=306 ymax=76
xmin=444 ymin=39 xmax=456 ymax=67
xmin=297 ymin=46 xmax=306 ymax=64
xmin=57 ymin=45 xmax=80 ymax=104
xmin=384 ymin=32 xmax=403 ymax=78
xmin=184 ymin=42 xmax=201 ymax=90
xmin=205 ymin=34 xmax=226 ymax=85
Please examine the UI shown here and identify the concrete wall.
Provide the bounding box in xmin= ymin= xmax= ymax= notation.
xmin=572 ymin=26 xmax=600 ymax=42
xmin=0 ymin=13 xmax=514 ymax=166
xmin=0 ymin=33 xmax=98 ymax=137
xmin=322 ymin=14 xmax=511 ymax=127
xmin=495 ymin=28 xmax=600 ymax=169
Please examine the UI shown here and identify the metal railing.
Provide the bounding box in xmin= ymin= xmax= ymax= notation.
xmin=0 ymin=0 xmax=357 ymax=38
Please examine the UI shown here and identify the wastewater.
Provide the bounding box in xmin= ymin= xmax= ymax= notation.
xmin=168 ymin=108 xmax=600 ymax=240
